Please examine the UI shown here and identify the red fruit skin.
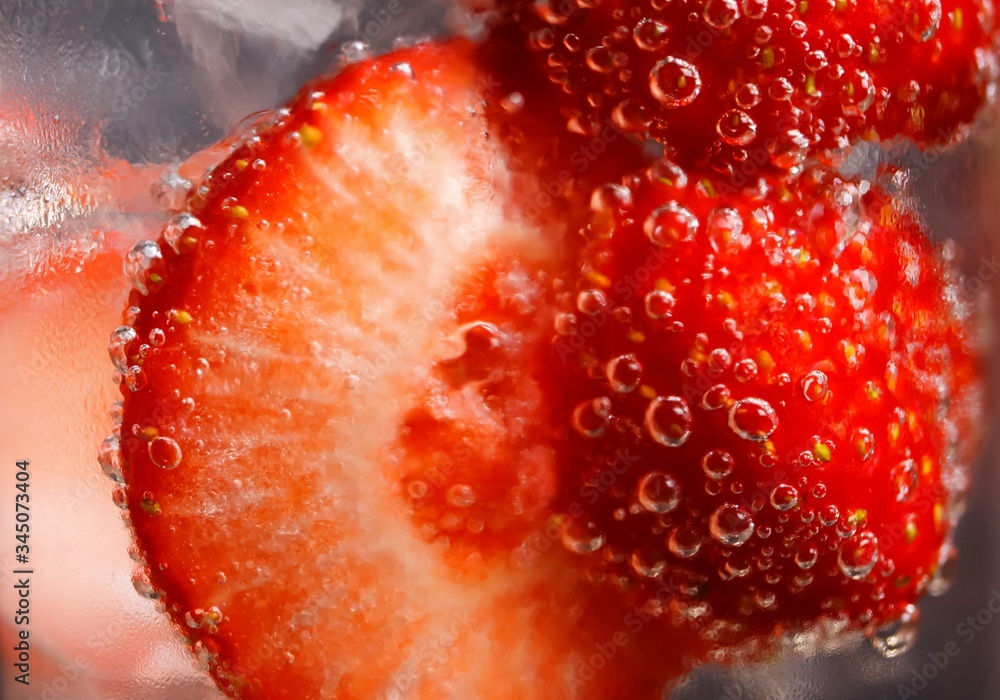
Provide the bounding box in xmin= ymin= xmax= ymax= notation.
xmin=497 ymin=0 xmax=999 ymax=173
xmin=546 ymin=163 xmax=981 ymax=649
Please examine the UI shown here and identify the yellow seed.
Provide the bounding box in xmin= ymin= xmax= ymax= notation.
xmin=895 ymin=575 xmax=911 ymax=588
xmin=762 ymin=47 xmax=775 ymax=69
xmin=231 ymin=205 xmax=249 ymax=220
xmin=586 ymin=271 xmax=612 ymax=288
xmin=627 ymin=330 xmax=646 ymax=344
xmin=298 ymin=124 xmax=323 ymax=148
xmin=138 ymin=426 xmax=159 ymax=442
xmin=905 ymin=522 xmax=918 ymax=543
xmin=639 ymin=385 xmax=657 ymax=399
xmin=172 ymin=310 xmax=193 ymax=325
xmin=813 ymin=442 xmax=832 ymax=463
xmin=148 ymin=273 xmax=163 ymax=284
xmin=889 ymin=423 xmax=901 ymax=443
xmin=235 ymin=159 xmax=249 ymax=171
xmin=140 ymin=498 xmax=162 ymax=516
xmin=921 ymin=455 xmax=933 ymax=476
xmin=851 ymin=508 xmax=867 ymax=524
xmin=756 ymin=350 xmax=775 ymax=374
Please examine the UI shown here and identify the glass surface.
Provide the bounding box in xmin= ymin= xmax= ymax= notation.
xmin=0 ymin=1 xmax=998 ymax=698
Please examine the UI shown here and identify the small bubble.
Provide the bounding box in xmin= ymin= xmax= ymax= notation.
xmin=838 ymin=532 xmax=880 ymax=580
xmin=770 ymin=484 xmax=799 ymax=511
xmin=795 ymin=543 xmax=819 ymax=569
xmin=734 ymin=359 xmax=758 ymax=382
xmin=709 ymin=504 xmax=755 ymax=546
xmin=701 ymin=384 xmax=731 ymax=411
xmin=109 ymin=326 xmax=138 ymax=374
xmin=728 ymin=397 xmax=778 ymax=441
xmin=706 ymin=207 xmax=746 ymax=253
xmin=447 ymin=484 xmax=476 ymax=508
xmin=577 ymin=289 xmax=609 ymax=315
xmin=644 ymin=202 xmax=698 ymax=247
xmin=125 ymin=241 xmax=163 ymax=295
xmin=634 ymin=18 xmax=670 ymax=51
xmin=645 ymin=289 xmax=676 ymax=319
xmin=607 ymin=354 xmax=643 ymax=393
xmin=99 ymin=436 xmax=124 ymax=482
xmin=703 ymin=0 xmax=740 ymax=29
xmin=131 ymin=567 xmax=162 ymax=599
xmin=801 ymin=370 xmax=829 ymax=402
xmin=702 ymin=449 xmax=735 ymax=479
xmin=561 ymin=519 xmax=605 ymax=554
xmin=630 ymin=546 xmax=667 ymax=578
xmin=868 ymin=604 xmax=920 ymax=658
xmin=741 ymin=0 xmax=768 ymax=19
xmin=637 ymin=471 xmax=681 ymax=513
xmin=891 ymin=459 xmax=919 ymax=502
xmin=163 ymin=213 xmax=204 ymax=253
xmin=668 ymin=527 xmax=703 ymax=558
xmin=645 ymin=396 xmax=693 ymax=447
xmin=125 ymin=366 xmax=147 ymax=392
xmin=716 ymin=109 xmax=757 ymax=146
xmin=650 ymin=57 xmax=702 ymax=108
xmin=573 ymin=397 xmax=612 ymax=438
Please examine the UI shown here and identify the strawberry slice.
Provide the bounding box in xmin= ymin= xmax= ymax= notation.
xmin=493 ymin=0 xmax=1000 ymax=172
xmin=113 ymin=39 xmax=693 ymax=699
xmin=548 ymin=162 xmax=981 ymax=651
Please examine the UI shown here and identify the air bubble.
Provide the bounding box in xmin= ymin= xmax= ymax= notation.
xmin=795 ymin=543 xmax=819 ymax=569
xmin=891 ymin=460 xmax=919 ymax=502
xmin=801 ymin=370 xmax=829 ymax=402
xmin=645 ymin=290 xmax=676 ymax=319
xmin=650 ymin=57 xmax=702 ymax=108
xmin=637 ymin=471 xmax=680 ymax=513
xmin=709 ymin=504 xmax=755 ymax=546
xmin=716 ymin=109 xmax=757 ymax=146
xmin=838 ymin=532 xmax=880 ymax=580
xmin=644 ymin=202 xmax=698 ymax=247
xmin=446 ymin=485 xmax=475 ymax=508
xmin=702 ymin=449 xmax=735 ymax=479
xmin=734 ymin=359 xmax=758 ymax=382
xmin=633 ymin=18 xmax=670 ymax=51
xmin=668 ymin=527 xmax=703 ymax=558
xmin=163 ymin=213 xmax=204 ymax=253
xmin=706 ymin=207 xmax=746 ymax=253
xmin=573 ymin=397 xmax=612 ymax=437
xmin=577 ymin=289 xmax=609 ymax=315
xmin=561 ymin=519 xmax=605 ymax=554
xmin=728 ymin=397 xmax=778 ymax=441
xmin=99 ymin=436 xmax=124 ymax=482
xmin=770 ymin=484 xmax=799 ymax=511
xmin=607 ymin=354 xmax=643 ymax=392
xmin=125 ymin=241 xmax=163 ymax=295
xmin=645 ymin=396 xmax=693 ymax=447
xmin=868 ymin=604 xmax=920 ymax=658
xmin=630 ymin=546 xmax=667 ymax=578
xmin=109 ymin=326 xmax=138 ymax=374
xmin=701 ymin=384 xmax=731 ymax=411
xmin=132 ymin=567 xmax=162 ymax=600
xmin=703 ymin=0 xmax=740 ymax=29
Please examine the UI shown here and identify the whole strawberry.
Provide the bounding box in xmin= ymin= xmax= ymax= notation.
xmin=547 ymin=161 xmax=981 ymax=652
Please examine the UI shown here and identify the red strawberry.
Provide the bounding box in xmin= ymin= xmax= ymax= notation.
xmin=547 ymin=161 xmax=981 ymax=652
xmin=494 ymin=0 xmax=999 ymax=173
xmin=112 ymin=39 xmax=704 ymax=699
